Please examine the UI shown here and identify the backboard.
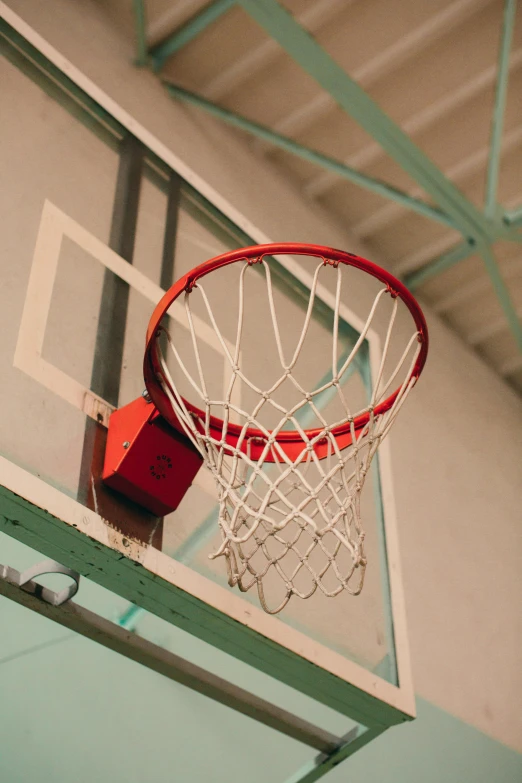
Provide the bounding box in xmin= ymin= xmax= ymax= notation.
xmin=0 ymin=8 xmax=416 ymax=768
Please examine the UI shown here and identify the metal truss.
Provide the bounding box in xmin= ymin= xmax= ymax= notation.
xmin=132 ymin=0 xmax=522 ymax=357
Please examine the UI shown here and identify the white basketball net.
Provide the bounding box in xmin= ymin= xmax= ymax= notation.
xmin=154 ymin=259 xmax=421 ymax=614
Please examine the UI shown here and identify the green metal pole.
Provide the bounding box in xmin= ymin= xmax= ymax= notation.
xmin=485 ymin=0 xmax=517 ymax=218
xmin=150 ymin=0 xmax=235 ymax=71
xmin=164 ymin=83 xmax=456 ymax=228
xmin=132 ymin=0 xmax=148 ymax=66
xmin=403 ymin=241 xmax=476 ymax=291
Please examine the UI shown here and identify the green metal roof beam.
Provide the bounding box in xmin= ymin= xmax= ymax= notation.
xmin=164 ymin=83 xmax=456 ymax=228
xmin=478 ymin=243 xmax=522 ymax=353
xmin=234 ymin=0 xmax=488 ymax=241
xmin=132 ymin=0 xmax=148 ymax=66
xmin=403 ymin=240 xmax=476 ymax=291
xmin=485 ymin=0 xmax=517 ymax=219
xmin=150 ymin=0 xmax=235 ymax=72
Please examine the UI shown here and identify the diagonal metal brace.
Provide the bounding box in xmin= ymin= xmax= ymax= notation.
xmin=164 ymin=82 xmax=455 ymax=229
xmin=284 ymin=725 xmax=387 ymax=783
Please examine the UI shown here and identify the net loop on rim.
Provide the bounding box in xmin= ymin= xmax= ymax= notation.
xmin=145 ymin=244 xmax=427 ymax=614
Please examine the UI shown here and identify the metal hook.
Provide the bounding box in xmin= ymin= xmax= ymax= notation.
xmin=17 ymin=560 xmax=80 ymax=606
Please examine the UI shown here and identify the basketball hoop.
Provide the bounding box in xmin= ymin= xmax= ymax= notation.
xmin=140 ymin=243 xmax=428 ymax=614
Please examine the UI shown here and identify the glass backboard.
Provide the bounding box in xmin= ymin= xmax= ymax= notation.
xmin=0 ymin=11 xmax=416 ymax=760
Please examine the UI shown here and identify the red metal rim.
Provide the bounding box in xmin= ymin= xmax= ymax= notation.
xmin=143 ymin=243 xmax=429 ymax=460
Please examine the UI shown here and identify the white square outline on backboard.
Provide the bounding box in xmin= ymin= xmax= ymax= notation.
xmin=13 ymin=199 xmax=237 ymax=434
xmin=1 ymin=3 xmax=415 ymax=722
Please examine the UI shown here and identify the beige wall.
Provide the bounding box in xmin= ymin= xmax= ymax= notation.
xmin=5 ymin=0 xmax=522 ymax=752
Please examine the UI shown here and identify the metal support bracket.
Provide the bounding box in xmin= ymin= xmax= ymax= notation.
xmin=2 ymin=559 xmax=80 ymax=606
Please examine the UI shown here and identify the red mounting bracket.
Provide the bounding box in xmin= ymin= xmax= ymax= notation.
xmin=102 ymin=395 xmax=203 ymax=517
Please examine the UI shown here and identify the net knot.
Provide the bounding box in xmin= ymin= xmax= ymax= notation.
xmin=322 ymin=256 xmax=340 ymax=268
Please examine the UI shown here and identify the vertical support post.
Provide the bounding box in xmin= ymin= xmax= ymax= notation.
xmin=161 ymin=171 xmax=183 ymax=290
xmin=91 ymin=134 xmax=144 ymax=404
xmin=132 ymin=0 xmax=148 ymax=66
xmin=485 ymin=0 xmax=517 ymax=218
xmin=79 ymin=135 xmax=163 ymax=547
xmin=159 ymin=171 xmax=183 ymax=358
xmin=118 ymin=168 xmax=183 ymax=629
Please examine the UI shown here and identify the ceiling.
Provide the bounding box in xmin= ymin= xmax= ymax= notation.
xmin=102 ymin=0 xmax=522 ymax=393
